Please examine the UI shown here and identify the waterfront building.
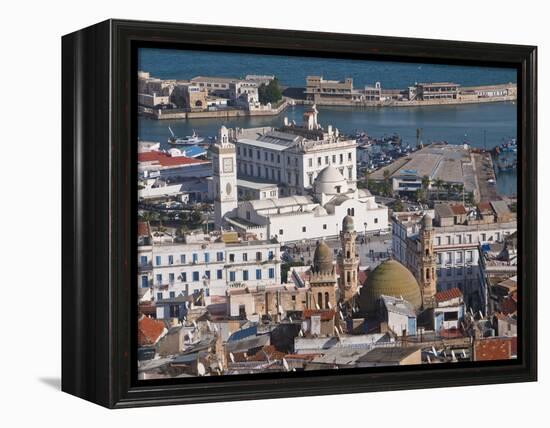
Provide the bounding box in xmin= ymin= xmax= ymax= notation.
xmin=212 ymin=107 xmax=389 ymax=241
xmin=369 ymin=143 xmax=478 ymax=199
xmin=138 ymin=150 xmax=211 ymax=180
xmin=190 ymin=76 xmax=260 ymax=110
xmin=415 ymin=82 xmax=460 ymax=100
xmin=305 ymin=76 xmax=356 ymax=103
xmin=364 ymin=82 xmax=382 ymax=101
xmin=234 ymin=105 xmax=357 ymax=196
xmin=137 ymin=229 xmax=281 ymax=299
xmin=391 ymin=204 xmax=517 ymax=312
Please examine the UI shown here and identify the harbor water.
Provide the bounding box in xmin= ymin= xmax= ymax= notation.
xmin=138 ymin=49 xmax=518 ymax=196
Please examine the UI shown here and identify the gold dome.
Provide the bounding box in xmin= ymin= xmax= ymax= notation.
xmin=343 ymin=215 xmax=355 ymax=232
xmin=313 ymin=241 xmax=333 ymax=274
xmin=359 ymin=259 xmax=422 ymax=313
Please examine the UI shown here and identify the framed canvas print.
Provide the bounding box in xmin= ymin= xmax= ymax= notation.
xmin=62 ymin=19 xmax=537 ymax=408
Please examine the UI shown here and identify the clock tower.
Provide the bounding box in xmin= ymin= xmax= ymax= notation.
xmin=211 ymin=126 xmax=238 ymax=228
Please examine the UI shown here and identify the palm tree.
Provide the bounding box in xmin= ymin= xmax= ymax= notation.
xmin=421 ymin=175 xmax=431 ymax=203
xmin=383 ymin=169 xmax=391 ymax=196
xmin=433 ymin=178 xmax=444 ymax=201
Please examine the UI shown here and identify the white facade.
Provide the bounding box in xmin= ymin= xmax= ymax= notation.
xmin=230 ymin=166 xmax=388 ymax=242
xmin=392 ymin=212 xmax=517 ymax=311
xmin=211 ymin=126 xmax=238 ymax=227
xmin=234 ymin=108 xmax=356 ymax=196
xmin=137 ymin=235 xmax=281 ymax=300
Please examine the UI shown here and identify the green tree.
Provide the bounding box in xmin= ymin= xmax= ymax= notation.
xmin=258 ymin=78 xmax=282 ymax=105
xmin=393 ymin=199 xmax=404 ymax=212
xmin=433 ymin=178 xmax=444 ymax=201
xmin=383 ymin=169 xmax=392 ymax=196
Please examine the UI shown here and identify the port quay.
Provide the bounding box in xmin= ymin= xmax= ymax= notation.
xmin=138 ymin=71 xmax=517 ymax=121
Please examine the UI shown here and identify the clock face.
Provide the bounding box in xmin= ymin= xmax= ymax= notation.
xmin=223 ymin=157 xmax=233 ymax=173
xmin=226 ymin=182 xmax=232 ymax=195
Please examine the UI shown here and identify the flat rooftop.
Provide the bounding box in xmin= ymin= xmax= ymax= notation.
xmin=371 ymin=144 xmax=476 ymax=191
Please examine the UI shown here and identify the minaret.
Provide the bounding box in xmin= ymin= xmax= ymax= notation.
xmin=419 ymin=213 xmax=437 ymax=308
xmin=309 ymin=241 xmax=337 ymax=311
xmin=211 ymin=126 xmax=237 ymax=228
xmin=338 ymin=215 xmax=360 ymax=305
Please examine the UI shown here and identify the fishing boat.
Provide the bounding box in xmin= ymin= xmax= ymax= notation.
xmin=168 ymin=126 xmax=205 ymax=145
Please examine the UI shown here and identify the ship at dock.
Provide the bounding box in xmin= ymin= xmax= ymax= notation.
xmin=168 ymin=126 xmax=205 ymax=146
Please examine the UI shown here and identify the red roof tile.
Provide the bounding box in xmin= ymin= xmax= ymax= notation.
xmin=303 ymin=309 xmax=335 ymax=321
xmin=435 ymin=287 xmax=463 ymax=303
xmin=138 ymin=151 xmax=208 ymax=167
xmin=450 ymin=204 xmax=467 ymax=215
xmin=439 ymin=327 xmax=464 ymax=339
xmin=138 ymin=316 xmax=165 ymax=346
xmin=500 ymin=296 xmax=517 ymax=315
xmin=474 ymin=337 xmax=512 ymax=361
xmin=138 ymin=221 xmax=150 ymax=238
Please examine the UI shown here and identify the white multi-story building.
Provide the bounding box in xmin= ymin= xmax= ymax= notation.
xmin=209 ymin=107 xmax=389 ymax=241
xmin=138 ymin=232 xmax=281 ymax=300
xmin=391 ymin=206 xmax=517 ymax=312
xmin=234 ymin=105 xmax=357 ymax=196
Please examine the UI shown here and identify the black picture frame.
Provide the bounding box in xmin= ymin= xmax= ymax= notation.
xmin=62 ymin=19 xmax=537 ymax=408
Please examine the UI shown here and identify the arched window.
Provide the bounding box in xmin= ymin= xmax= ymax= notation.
xmin=347 ymin=271 xmax=351 ymax=282
xmin=426 ymin=268 xmax=430 ymax=280
xmin=317 ymin=292 xmax=323 ymax=309
xmin=346 ymin=250 xmax=351 ymax=258
xmin=324 ymin=292 xmax=330 ymax=309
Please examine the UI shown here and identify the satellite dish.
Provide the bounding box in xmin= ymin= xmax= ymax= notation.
xmin=197 ymin=362 xmax=206 ymax=376
xmin=327 ymin=301 xmax=332 ymax=309
xmin=431 ymin=346 xmax=438 ymax=356
xmin=289 ymin=316 xmax=293 ymax=323
xmin=229 ymin=352 xmax=235 ymax=363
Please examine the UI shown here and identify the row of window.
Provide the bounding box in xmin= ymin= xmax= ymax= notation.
xmin=141 ymin=267 xmax=276 ymax=288
xmin=436 ymin=250 xmax=475 ymax=265
xmin=142 ymin=250 xmax=274 ymax=267
xmin=435 ymin=231 xmax=508 ymax=246
xmin=436 ymin=266 xmax=474 ymax=278
xmin=308 ymin=152 xmax=352 ymax=168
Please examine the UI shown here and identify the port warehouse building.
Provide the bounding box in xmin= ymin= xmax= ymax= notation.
xmin=369 ymin=144 xmax=478 ymax=198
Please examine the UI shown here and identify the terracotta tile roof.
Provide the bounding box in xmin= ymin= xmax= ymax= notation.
xmin=283 ymin=353 xmax=320 ymax=361
xmin=500 ymin=296 xmax=517 ymax=315
xmin=303 ymin=309 xmax=335 ymax=321
xmin=474 ymin=337 xmax=512 ymax=361
xmin=438 ymin=327 xmax=464 ymax=339
xmin=477 ymin=202 xmax=494 ymax=213
xmin=248 ymin=345 xmax=286 ymax=362
xmin=138 ymin=221 xmax=150 ymax=238
xmin=138 ymin=315 xmax=166 ymax=346
xmin=450 ymin=204 xmax=467 ymax=215
xmin=138 ymin=301 xmax=156 ymax=317
xmin=138 ymin=151 xmax=208 ymax=167
xmin=435 ymin=287 xmax=463 ymax=303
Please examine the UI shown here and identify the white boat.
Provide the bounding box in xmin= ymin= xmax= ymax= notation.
xmin=168 ymin=126 xmax=205 ymax=145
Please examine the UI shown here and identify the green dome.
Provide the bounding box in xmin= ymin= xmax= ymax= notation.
xmin=360 ymin=259 xmax=422 ymax=313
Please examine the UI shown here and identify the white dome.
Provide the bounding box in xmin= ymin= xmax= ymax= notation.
xmin=314 ymin=165 xmax=347 ymax=195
